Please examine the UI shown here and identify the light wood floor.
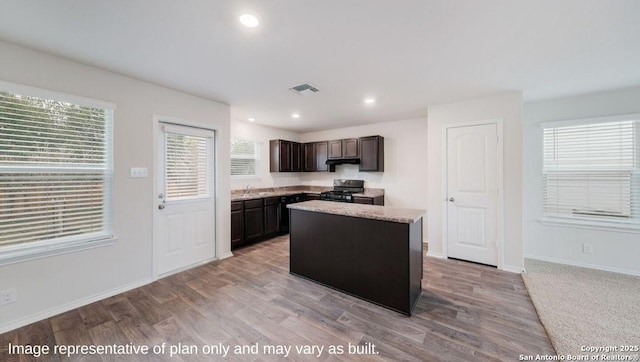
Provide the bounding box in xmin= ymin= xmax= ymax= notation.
xmin=0 ymin=236 xmax=554 ymax=361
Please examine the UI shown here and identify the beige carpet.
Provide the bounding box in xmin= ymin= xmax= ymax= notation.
xmin=522 ymin=259 xmax=640 ymax=358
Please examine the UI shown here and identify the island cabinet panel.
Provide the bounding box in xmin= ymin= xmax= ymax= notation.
xmin=231 ymin=201 xmax=244 ymax=247
xmin=289 ymin=209 xmax=423 ymax=315
xmin=359 ymin=136 xmax=384 ymax=172
xmin=244 ymin=199 xmax=264 ymax=242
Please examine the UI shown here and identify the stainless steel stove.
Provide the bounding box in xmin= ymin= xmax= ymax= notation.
xmin=319 ymin=179 xmax=364 ymax=203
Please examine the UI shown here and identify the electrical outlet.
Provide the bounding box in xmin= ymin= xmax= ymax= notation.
xmin=583 ymin=243 xmax=594 ymax=254
xmin=0 ymin=288 xmax=16 ymax=306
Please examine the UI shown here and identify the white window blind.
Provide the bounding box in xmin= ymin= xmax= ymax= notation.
xmin=230 ymin=139 xmax=258 ymax=177
xmin=542 ymin=117 xmax=639 ymax=227
xmin=165 ymin=132 xmax=210 ymax=200
xmin=0 ymin=88 xmax=114 ymax=251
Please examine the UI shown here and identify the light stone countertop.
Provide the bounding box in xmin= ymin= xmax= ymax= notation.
xmin=231 ymin=186 xmax=384 ymax=202
xmin=287 ymin=200 xmax=426 ymax=224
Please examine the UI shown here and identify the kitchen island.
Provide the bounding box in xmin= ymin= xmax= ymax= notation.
xmin=287 ymin=200 xmax=426 ymax=315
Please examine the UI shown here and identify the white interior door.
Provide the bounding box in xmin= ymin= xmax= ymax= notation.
xmin=446 ymin=123 xmax=498 ymax=266
xmin=156 ymin=122 xmax=216 ymax=276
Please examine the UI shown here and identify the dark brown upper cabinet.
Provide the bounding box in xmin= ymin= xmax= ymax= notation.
xmin=270 ymin=139 xmax=302 ymax=172
xmin=315 ymin=141 xmax=328 ymax=171
xmin=328 ymin=138 xmax=358 ymax=159
xmin=303 ymin=141 xmax=329 ymax=172
xmin=291 ymin=142 xmax=302 ymax=172
xmin=271 ymin=137 xmax=381 ymax=173
xmin=328 ymin=140 xmax=342 ymax=159
xmin=303 ymin=143 xmax=315 ymax=172
xmin=359 ymin=136 xmax=384 ymax=172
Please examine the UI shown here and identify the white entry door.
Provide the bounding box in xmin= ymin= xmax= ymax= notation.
xmin=155 ymin=122 xmax=216 ymax=276
xmin=446 ymin=123 xmax=499 ymax=266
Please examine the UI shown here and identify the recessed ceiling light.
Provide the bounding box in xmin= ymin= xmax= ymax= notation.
xmin=248 ymin=117 xmax=255 ymax=122
xmin=364 ymin=98 xmax=376 ymax=104
xmin=239 ymin=14 xmax=259 ymax=28
xmin=291 ymin=113 xmax=300 ymax=119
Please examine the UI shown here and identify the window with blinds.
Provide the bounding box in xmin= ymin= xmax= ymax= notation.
xmin=0 ymin=85 xmax=114 ymax=256
xmin=165 ymin=132 xmax=210 ymax=200
xmin=542 ymin=115 xmax=639 ymax=228
xmin=230 ymin=139 xmax=258 ymax=177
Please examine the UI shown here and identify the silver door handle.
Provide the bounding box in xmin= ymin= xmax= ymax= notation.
xmin=448 ymin=197 xmax=455 ymax=202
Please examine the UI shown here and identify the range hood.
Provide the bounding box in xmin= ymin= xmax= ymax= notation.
xmin=325 ymin=158 xmax=360 ymax=172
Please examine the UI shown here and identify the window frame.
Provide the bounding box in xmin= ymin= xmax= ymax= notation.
xmin=0 ymin=80 xmax=116 ymax=266
xmin=540 ymin=113 xmax=640 ymax=233
xmin=230 ymin=138 xmax=260 ymax=180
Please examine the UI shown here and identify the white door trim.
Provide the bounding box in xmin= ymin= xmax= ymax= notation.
xmin=152 ymin=115 xmax=219 ymax=280
xmin=441 ymin=119 xmax=505 ymax=270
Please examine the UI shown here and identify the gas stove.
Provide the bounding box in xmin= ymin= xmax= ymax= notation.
xmin=319 ymin=179 xmax=364 ymax=203
xmin=320 ymin=190 xmax=354 ymax=202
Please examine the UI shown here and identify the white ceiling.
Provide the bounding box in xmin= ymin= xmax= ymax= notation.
xmin=0 ymin=1 xmax=639 ymax=132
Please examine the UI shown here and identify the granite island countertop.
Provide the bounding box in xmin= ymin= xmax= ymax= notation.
xmin=287 ymin=200 xmax=425 ymax=224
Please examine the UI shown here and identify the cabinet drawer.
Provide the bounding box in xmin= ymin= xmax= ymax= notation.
xmin=305 ymin=193 xmax=320 ymax=200
xmin=353 ymin=197 xmax=374 ymax=205
xmin=231 ymin=201 xmax=243 ymax=211
xmin=244 ymin=199 xmax=264 ymax=209
xmin=265 ymin=197 xmax=280 ymax=206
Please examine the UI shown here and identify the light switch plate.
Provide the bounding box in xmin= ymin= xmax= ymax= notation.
xmin=130 ymin=167 xmax=149 ymax=178
xmin=0 ymin=288 xmax=16 ymax=306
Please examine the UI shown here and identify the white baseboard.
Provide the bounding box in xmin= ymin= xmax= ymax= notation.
xmin=0 ymin=278 xmax=152 ymax=335
xmin=426 ymin=250 xmax=444 ymax=258
xmin=500 ymin=265 xmax=524 ymax=274
xmin=218 ymin=251 xmax=234 ymax=260
xmin=525 ymin=254 xmax=640 ymax=277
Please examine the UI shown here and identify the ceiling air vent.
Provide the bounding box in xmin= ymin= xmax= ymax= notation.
xmin=289 ymin=83 xmax=319 ymax=95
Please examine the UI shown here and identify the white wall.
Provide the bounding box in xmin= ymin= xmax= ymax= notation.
xmin=0 ymin=40 xmax=231 ymax=333
xmin=299 ymin=117 xmax=429 ymax=212
xmin=427 ymin=92 xmax=524 ymax=272
xmin=230 ymin=119 xmax=302 ymax=190
xmin=523 ymin=86 xmax=640 ymax=276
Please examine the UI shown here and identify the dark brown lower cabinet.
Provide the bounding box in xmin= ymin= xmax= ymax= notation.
xmin=353 ymin=195 xmax=384 ymax=205
xmin=244 ymin=199 xmax=264 ymax=243
xmin=231 ymin=201 xmax=244 ymax=247
xmin=305 ymin=194 xmax=320 ymax=201
xmin=264 ymin=197 xmax=280 ymax=237
xmin=231 ymin=193 xmax=319 ymax=249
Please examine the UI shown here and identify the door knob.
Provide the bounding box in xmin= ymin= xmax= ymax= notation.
xmin=448 ymin=197 xmax=455 ymax=202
